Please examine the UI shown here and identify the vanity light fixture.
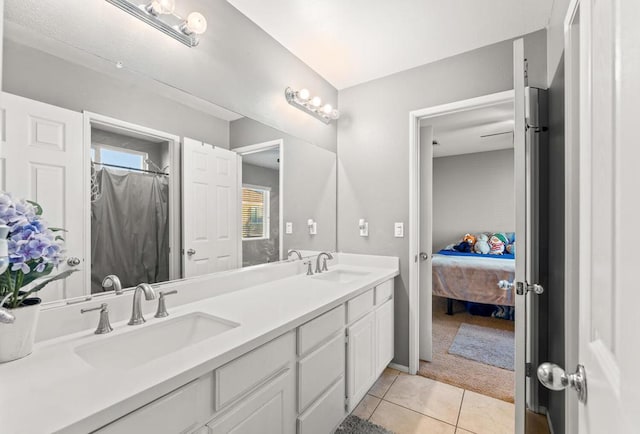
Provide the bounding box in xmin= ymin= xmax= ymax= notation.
xmin=105 ymin=0 xmax=208 ymax=47
xmin=285 ymin=87 xmax=340 ymax=124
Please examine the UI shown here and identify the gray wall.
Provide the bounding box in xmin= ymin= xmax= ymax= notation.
xmin=3 ymin=40 xmax=230 ymax=146
xmin=242 ymin=163 xmax=280 ymax=266
xmin=432 ymin=148 xmax=515 ymax=251
xmin=337 ymin=30 xmax=547 ymax=367
xmin=4 ymin=0 xmax=337 ymax=151
xmin=230 ymin=117 xmax=337 ymax=254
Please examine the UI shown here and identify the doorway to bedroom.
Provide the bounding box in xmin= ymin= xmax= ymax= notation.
xmin=413 ymin=91 xmax=519 ymax=405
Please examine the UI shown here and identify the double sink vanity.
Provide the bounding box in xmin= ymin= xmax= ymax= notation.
xmin=0 ymin=253 xmax=398 ymax=434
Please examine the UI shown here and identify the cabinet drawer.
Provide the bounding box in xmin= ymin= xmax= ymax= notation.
xmin=297 ymin=304 xmax=345 ymax=356
xmin=347 ymin=289 xmax=374 ymax=323
xmin=375 ymin=279 xmax=394 ymax=305
xmin=297 ymin=376 xmax=346 ymax=434
xmin=215 ymin=331 xmax=295 ymax=410
xmin=298 ymin=332 xmax=345 ymax=412
xmin=97 ymin=374 xmax=214 ymax=434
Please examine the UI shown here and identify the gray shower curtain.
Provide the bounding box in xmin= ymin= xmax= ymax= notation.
xmin=91 ymin=169 xmax=170 ymax=293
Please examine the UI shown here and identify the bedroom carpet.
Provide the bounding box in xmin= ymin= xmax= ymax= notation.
xmin=449 ymin=323 xmax=515 ymax=370
xmin=418 ymin=296 xmax=515 ymax=403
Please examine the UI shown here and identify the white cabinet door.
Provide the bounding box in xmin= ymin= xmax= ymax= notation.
xmin=182 ymin=138 xmax=240 ymax=277
xmin=0 ymin=92 xmax=86 ymax=301
xmin=207 ymin=368 xmax=296 ymax=434
xmin=375 ymin=298 xmax=394 ymax=376
xmin=346 ymin=311 xmax=376 ymax=412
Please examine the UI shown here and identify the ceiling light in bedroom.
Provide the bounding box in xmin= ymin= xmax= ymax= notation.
xmin=285 ymin=87 xmax=341 ymax=124
xmin=105 ymin=0 xmax=207 ymax=47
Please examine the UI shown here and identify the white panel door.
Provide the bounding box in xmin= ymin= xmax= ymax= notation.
xmin=0 ymin=92 xmax=85 ymax=301
xmin=182 ymin=138 xmax=240 ymax=278
xmin=375 ymin=298 xmax=394 ymax=375
xmin=418 ymin=125 xmax=433 ymax=361
xmin=575 ymin=0 xmax=640 ymax=431
xmin=346 ymin=311 xmax=375 ymax=412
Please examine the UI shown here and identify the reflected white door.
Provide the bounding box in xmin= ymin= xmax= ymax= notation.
xmin=418 ymin=126 xmax=433 ymax=361
xmin=0 ymin=92 xmax=86 ymax=301
xmin=182 ymin=138 xmax=240 ymax=277
xmin=575 ymin=0 xmax=640 ymax=431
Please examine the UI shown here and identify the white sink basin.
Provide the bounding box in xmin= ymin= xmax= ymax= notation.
xmin=75 ymin=312 xmax=239 ymax=370
xmin=311 ymin=269 xmax=371 ymax=284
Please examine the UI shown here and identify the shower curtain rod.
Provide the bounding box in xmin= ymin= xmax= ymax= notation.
xmin=93 ymin=162 xmax=169 ymax=176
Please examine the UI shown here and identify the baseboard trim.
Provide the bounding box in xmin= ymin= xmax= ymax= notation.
xmin=388 ymin=362 xmax=409 ymax=373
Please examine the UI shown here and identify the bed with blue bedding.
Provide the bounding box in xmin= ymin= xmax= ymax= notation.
xmin=431 ymin=249 xmax=515 ymax=312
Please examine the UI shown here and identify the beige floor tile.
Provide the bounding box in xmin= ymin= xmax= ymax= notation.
xmin=368 ymin=367 xmax=401 ymax=398
xmin=456 ymin=429 xmax=475 ymax=434
xmin=370 ymin=400 xmax=456 ymax=434
xmin=458 ymin=390 xmax=515 ymax=434
xmin=351 ymin=394 xmax=381 ymax=420
xmin=383 ymin=373 xmax=464 ymax=425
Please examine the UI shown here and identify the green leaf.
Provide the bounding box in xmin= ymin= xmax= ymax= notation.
xmin=25 ymin=269 xmax=77 ymax=295
xmin=26 ymin=200 xmax=43 ymax=216
xmin=20 ymin=263 xmax=54 ymax=286
xmin=48 ymin=227 xmax=67 ymax=233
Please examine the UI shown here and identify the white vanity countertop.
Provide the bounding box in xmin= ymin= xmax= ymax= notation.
xmin=0 ymin=259 xmax=398 ymax=434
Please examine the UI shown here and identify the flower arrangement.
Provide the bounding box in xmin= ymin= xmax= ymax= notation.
xmin=0 ymin=193 xmax=75 ymax=309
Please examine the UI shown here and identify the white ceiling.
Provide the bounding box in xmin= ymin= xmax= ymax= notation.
xmin=422 ymin=101 xmax=514 ymax=158
xmin=242 ymin=148 xmax=281 ymax=170
xmin=227 ymin=0 xmax=554 ymax=89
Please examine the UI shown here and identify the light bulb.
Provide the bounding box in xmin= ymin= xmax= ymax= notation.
xmin=297 ymin=88 xmax=310 ymax=101
xmin=183 ymin=12 xmax=208 ymax=35
xmin=330 ymin=109 xmax=340 ymax=120
xmin=322 ymin=104 xmax=333 ymax=115
xmin=148 ymin=0 xmax=175 ymax=15
xmin=311 ymin=96 xmax=322 ymax=108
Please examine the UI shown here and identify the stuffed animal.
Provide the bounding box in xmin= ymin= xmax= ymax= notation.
xmin=489 ymin=235 xmax=506 ymax=255
xmin=462 ymin=233 xmax=477 ymax=247
xmin=506 ymin=243 xmax=515 ymax=255
xmin=474 ymin=233 xmax=490 ymax=254
xmin=453 ymin=240 xmax=473 ymax=253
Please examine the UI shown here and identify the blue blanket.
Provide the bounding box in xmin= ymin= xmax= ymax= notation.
xmin=437 ymin=250 xmax=515 ymax=260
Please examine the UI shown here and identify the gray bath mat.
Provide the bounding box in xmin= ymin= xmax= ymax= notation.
xmin=336 ymin=415 xmax=394 ymax=434
xmin=448 ymin=323 xmax=514 ymax=370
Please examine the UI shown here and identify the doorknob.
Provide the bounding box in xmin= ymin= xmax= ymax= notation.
xmin=419 ymin=252 xmax=428 ymax=261
xmin=498 ymin=280 xmax=514 ymax=290
xmin=186 ymin=249 xmax=196 ymax=256
xmin=537 ymin=363 xmax=587 ymax=404
xmin=67 ymin=257 xmax=81 ymax=267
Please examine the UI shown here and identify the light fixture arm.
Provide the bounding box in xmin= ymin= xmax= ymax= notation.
xmin=285 ymin=87 xmax=340 ymax=124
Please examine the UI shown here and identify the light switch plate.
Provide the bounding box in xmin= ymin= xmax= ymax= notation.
xmin=285 ymin=222 xmax=293 ymax=234
xmin=394 ymin=222 xmax=404 ymax=238
xmin=309 ymin=222 xmax=317 ymax=235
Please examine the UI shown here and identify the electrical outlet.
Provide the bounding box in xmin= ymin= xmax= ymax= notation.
xmin=285 ymin=222 xmax=293 ymax=234
xmin=394 ymin=222 xmax=404 ymax=238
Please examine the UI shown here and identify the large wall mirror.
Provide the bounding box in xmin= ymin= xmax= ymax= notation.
xmin=1 ymin=2 xmax=337 ymax=305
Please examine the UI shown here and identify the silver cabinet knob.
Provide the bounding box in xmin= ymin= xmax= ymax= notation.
xmin=67 ymin=257 xmax=81 ymax=266
xmin=537 ymin=363 xmax=587 ymax=404
xmin=419 ymin=252 xmax=428 ymax=261
xmin=186 ymin=249 xmax=196 ymax=256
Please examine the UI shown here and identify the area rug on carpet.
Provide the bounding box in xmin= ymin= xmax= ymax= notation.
xmin=335 ymin=415 xmax=393 ymax=434
xmin=448 ymin=323 xmax=514 ymax=370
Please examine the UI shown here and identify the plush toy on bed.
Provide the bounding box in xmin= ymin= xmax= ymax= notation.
xmin=451 ymin=233 xmax=476 ymax=253
xmin=489 ymin=233 xmax=509 ymax=255
xmin=473 ymin=233 xmax=490 ymax=254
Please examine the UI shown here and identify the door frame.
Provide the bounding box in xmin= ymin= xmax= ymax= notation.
xmin=563 ymin=0 xmax=582 ymax=432
xmin=408 ymin=89 xmax=515 ymax=375
xmin=82 ymin=112 xmax=181 ymax=290
xmin=232 ymin=139 xmax=285 ymax=262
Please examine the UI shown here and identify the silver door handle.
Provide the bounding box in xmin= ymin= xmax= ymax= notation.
xmin=498 ymin=280 xmax=514 ymax=290
xmin=186 ymin=249 xmax=196 ymax=256
xmin=67 ymin=257 xmax=81 ymax=267
xmin=537 ymin=363 xmax=587 ymax=404
xmin=419 ymin=252 xmax=428 ymax=261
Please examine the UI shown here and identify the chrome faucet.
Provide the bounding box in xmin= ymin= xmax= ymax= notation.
xmin=315 ymin=252 xmax=334 ymax=274
xmin=102 ymin=274 xmax=123 ymax=295
xmin=128 ymin=283 xmax=156 ymax=325
xmin=287 ymin=249 xmax=303 ymax=261
xmin=81 ymin=303 xmax=113 ymax=334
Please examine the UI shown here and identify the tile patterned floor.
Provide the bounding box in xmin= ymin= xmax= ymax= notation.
xmin=352 ymin=368 xmax=516 ymax=434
